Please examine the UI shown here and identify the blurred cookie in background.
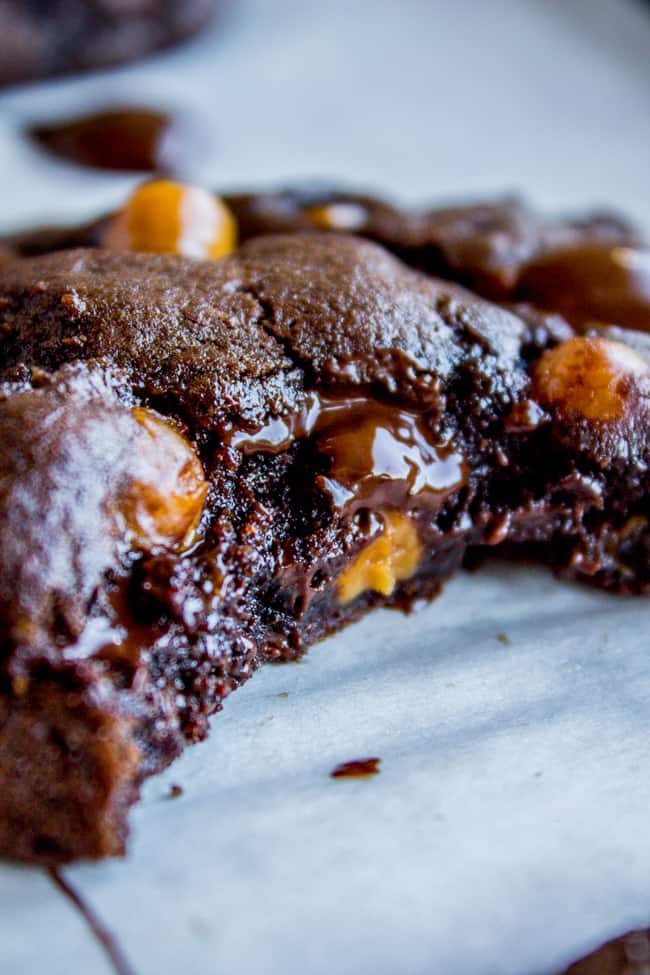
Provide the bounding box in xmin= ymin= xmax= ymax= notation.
xmin=0 ymin=0 xmax=223 ymax=87
xmin=563 ymin=929 xmax=650 ymax=975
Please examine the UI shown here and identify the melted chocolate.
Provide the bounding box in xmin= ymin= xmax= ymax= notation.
xmin=29 ymin=107 xmax=177 ymax=173
xmin=563 ymin=927 xmax=650 ymax=974
xmin=232 ymin=390 xmax=466 ymax=512
xmin=48 ymin=868 xmax=136 ymax=975
xmin=518 ymin=245 xmax=650 ymax=332
xmin=331 ymin=758 xmax=381 ymax=778
xmin=60 ymin=578 xmax=167 ymax=677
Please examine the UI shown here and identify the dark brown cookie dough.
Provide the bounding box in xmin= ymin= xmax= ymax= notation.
xmin=5 ymin=186 xmax=643 ymax=325
xmin=0 ymin=234 xmax=533 ymax=424
xmin=0 ymin=0 xmax=221 ymax=88
xmin=225 ymin=186 xmax=640 ymax=299
xmin=1 ymin=231 xmax=650 ymax=863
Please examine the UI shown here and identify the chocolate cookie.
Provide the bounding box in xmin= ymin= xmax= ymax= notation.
xmin=6 ymin=185 xmax=645 ymax=329
xmin=2 ymin=227 xmax=650 ymax=863
xmin=0 ymin=0 xmax=221 ymax=87
xmin=225 ymin=186 xmax=641 ymax=300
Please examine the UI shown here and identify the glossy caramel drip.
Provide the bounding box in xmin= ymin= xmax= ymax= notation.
xmin=29 ymin=107 xmax=174 ymax=173
xmin=123 ymin=407 xmax=207 ymax=549
xmin=232 ymin=391 xmax=466 ymax=511
xmin=102 ymin=180 xmax=237 ymax=259
xmin=314 ymin=395 xmax=465 ymax=508
xmin=518 ymin=244 xmax=650 ymax=331
xmin=338 ymin=511 xmax=422 ymax=604
xmin=534 ymin=336 xmax=648 ymax=423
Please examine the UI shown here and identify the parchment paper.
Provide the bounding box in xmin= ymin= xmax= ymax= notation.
xmin=1 ymin=2 xmax=649 ymax=972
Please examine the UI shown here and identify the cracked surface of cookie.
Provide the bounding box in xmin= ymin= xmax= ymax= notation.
xmin=0 ymin=234 xmax=531 ymax=424
xmin=225 ymin=187 xmax=641 ymax=299
xmin=1 ymin=230 xmax=650 ymax=863
xmin=4 ymin=187 xmax=640 ymax=307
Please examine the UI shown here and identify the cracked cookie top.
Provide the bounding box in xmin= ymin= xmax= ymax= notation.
xmin=0 ymin=233 xmax=530 ymax=432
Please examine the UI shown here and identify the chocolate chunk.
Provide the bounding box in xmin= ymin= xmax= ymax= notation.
xmin=29 ymin=108 xmax=176 ymax=173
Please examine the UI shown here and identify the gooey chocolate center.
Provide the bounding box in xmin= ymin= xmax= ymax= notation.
xmin=233 ymin=390 xmax=467 ymax=603
xmin=233 ymin=391 xmax=464 ymax=504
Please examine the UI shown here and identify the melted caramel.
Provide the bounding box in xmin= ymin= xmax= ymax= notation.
xmin=123 ymin=407 xmax=207 ymax=549
xmin=519 ymin=244 xmax=650 ymax=331
xmin=314 ymin=395 xmax=464 ymax=508
xmin=534 ymin=336 xmax=648 ymax=422
xmin=232 ymin=391 xmax=466 ymax=511
xmin=102 ymin=180 xmax=237 ymax=259
xmin=338 ymin=510 xmax=422 ymax=604
xmin=233 ymin=392 xmax=463 ymax=604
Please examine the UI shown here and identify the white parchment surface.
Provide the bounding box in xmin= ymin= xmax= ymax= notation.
xmin=0 ymin=2 xmax=649 ymax=973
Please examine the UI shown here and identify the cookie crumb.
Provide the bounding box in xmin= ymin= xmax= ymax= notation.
xmin=331 ymin=758 xmax=381 ymax=779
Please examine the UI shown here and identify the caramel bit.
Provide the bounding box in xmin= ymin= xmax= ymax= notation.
xmin=331 ymin=758 xmax=381 ymax=779
xmin=518 ymin=244 xmax=650 ymax=331
xmin=102 ymin=180 xmax=237 ymax=259
xmin=122 ymin=407 xmax=207 ymax=550
xmin=338 ymin=511 xmax=422 ymax=605
xmin=534 ymin=336 xmax=648 ymax=423
xmin=11 ymin=675 xmax=29 ymax=696
xmin=304 ymin=202 xmax=367 ymax=232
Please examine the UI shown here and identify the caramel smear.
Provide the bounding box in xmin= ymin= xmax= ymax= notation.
xmin=102 ymin=180 xmax=237 ymax=259
xmin=534 ymin=336 xmax=648 ymax=423
xmin=122 ymin=407 xmax=207 ymax=549
xmin=331 ymin=758 xmax=381 ymax=779
xmin=338 ymin=511 xmax=422 ymax=605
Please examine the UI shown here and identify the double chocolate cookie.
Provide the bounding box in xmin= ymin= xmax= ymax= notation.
xmin=0 ymin=0 xmax=221 ymax=87
xmin=1 ymin=183 xmax=649 ymax=862
xmin=7 ymin=182 xmax=647 ymax=331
